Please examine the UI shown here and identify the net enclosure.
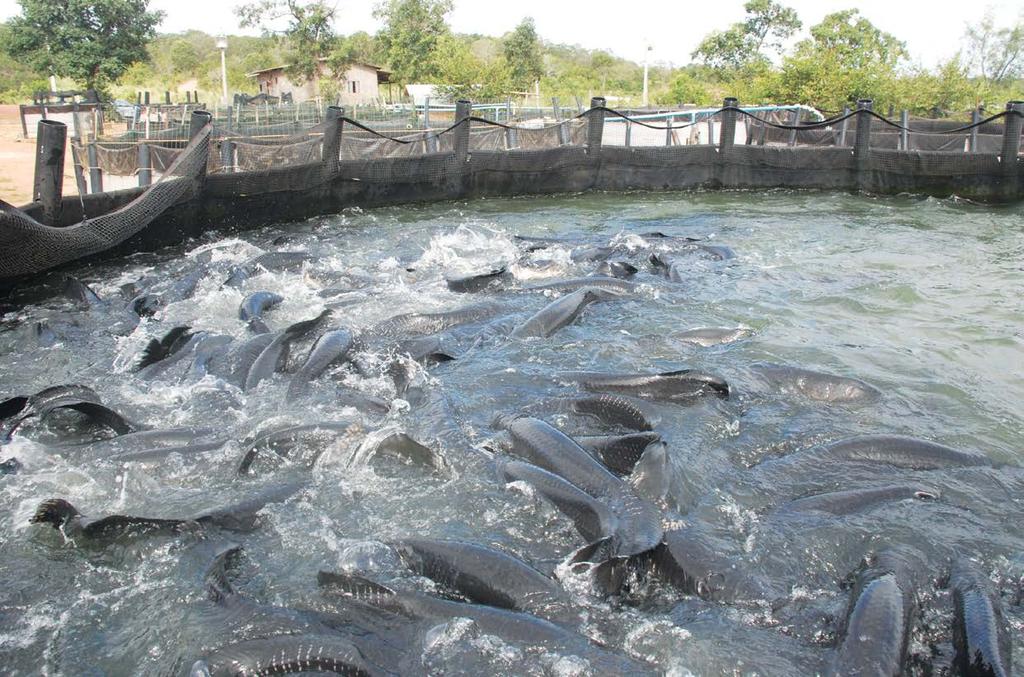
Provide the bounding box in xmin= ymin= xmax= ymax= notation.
xmin=3 ymin=99 xmax=1022 ymax=283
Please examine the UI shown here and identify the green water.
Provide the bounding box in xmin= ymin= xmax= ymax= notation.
xmin=0 ymin=189 xmax=1021 ymax=675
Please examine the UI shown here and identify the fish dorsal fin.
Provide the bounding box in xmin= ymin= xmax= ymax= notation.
xmin=317 ymin=570 xmax=395 ymax=602
xmin=137 ymin=326 xmax=193 ymax=370
xmin=568 ymin=536 xmax=616 ymax=565
xmin=30 ymin=498 xmax=80 ymax=528
xmin=204 ymin=544 xmax=243 ymax=602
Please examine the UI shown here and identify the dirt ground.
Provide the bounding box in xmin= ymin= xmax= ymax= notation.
xmin=0 ymin=104 xmax=80 ymax=206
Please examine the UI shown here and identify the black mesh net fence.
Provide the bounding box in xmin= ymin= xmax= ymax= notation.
xmin=6 ymin=103 xmax=1022 ymax=279
xmin=1 ymin=123 xmax=211 ymax=278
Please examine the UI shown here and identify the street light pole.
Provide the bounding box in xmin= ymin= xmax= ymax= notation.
xmin=216 ymin=37 xmax=228 ymax=104
xmin=642 ymin=44 xmax=652 ymax=109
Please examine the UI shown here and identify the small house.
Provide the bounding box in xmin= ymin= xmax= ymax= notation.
xmin=249 ymin=61 xmax=391 ymax=105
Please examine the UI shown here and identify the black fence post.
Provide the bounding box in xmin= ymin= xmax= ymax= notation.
xmin=219 ymin=138 xmax=235 ymax=174
xmin=999 ymin=101 xmax=1023 ymax=165
xmin=87 ymin=142 xmax=102 ymax=194
xmin=1001 ymin=101 xmax=1023 ymax=196
xmin=189 ymin=110 xmax=211 ymax=140
xmin=138 ymin=143 xmax=152 ymax=187
xmin=854 ymin=99 xmax=873 ymax=188
xmin=189 ymin=110 xmax=212 ymax=187
xmin=33 ymin=119 xmax=66 ymax=226
xmin=322 ymin=105 xmax=343 ymax=176
xmin=969 ymin=108 xmax=981 ymax=152
xmin=586 ymin=97 xmax=605 ymax=156
xmin=454 ymin=100 xmax=472 ymax=165
xmin=787 ymin=108 xmax=799 ymax=146
xmin=838 ymin=106 xmax=851 ymax=146
xmin=720 ymin=97 xmax=738 ymax=153
xmin=138 ymin=142 xmax=151 ymax=186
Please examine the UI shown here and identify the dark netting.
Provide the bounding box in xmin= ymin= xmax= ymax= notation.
xmin=233 ymin=137 xmax=323 ymax=172
xmin=512 ymin=119 xmax=587 ymax=149
xmin=91 ymin=143 xmax=139 ymax=175
xmin=8 ymin=104 xmax=1021 ymax=280
xmin=341 ymin=129 xmax=454 ymax=159
xmin=600 ymin=111 xmax=724 ymax=147
xmin=867 ymin=149 xmax=1003 ymax=177
xmin=0 ymin=125 xmax=211 ymax=278
xmin=340 ymin=151 xmax=456 ymax=184
xmin=151 ymin=145 xmax=184 ymax=173
xmin=469 ymin=124 xmax=507 ymax=151
xmin=753 ymin=123 xmax=850 ymax=147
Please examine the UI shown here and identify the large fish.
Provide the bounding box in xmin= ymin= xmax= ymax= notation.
xmin=511 ymin=287 xmax=620 ymax=338
xmin=950 ymin=557 xmax=1012 ymax=677
xmin=498 ymin=416 xmax=663 ymax=560
xmin=318 ymin=571 xmax=654 ymax=675
xmin=0 ymin=385 xmax=135 ymax=441
xmin=286 ymin=329 xmax=355 ymax=401
xmin=390 ymin=538 xmax=569 ymax=617
xmin=831 ymin=550 xmax=917 ymax=677
xmin=820 ymin=435 xmax=995 ymax=469
xmin=560 ymin=368 xmax=730 ymax=402
xmin=30 ymin=481 xmax=304 ymax=541
xmin=750 ymin=363 xmax=880 ymax=403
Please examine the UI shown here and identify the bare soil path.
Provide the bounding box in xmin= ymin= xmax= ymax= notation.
xmin=0 ymin=104 xmax=80 ymax=206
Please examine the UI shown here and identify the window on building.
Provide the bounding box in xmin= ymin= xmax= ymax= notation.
xmin=349 ymin=81 xmax=359 ymax=94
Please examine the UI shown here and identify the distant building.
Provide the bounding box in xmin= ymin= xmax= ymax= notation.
xmin=405 ymin=84 xmax=446 ymax=106
xmin=249 ymin=60 xmax=391 ymax=105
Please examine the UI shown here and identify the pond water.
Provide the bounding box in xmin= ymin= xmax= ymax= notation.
xmin=0 ymin=190 xmax=1021 ymax=675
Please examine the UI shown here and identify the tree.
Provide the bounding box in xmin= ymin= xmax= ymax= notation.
xmin=6 ymin=0 xmax=163 ymax=90
xmin=776 ymin=10 xmax=907 ymax=109
xmin=660 ymin=69 xmax=714 ymax=106
xmin=800 ymin=9 xmax=905 ymax=70
xmin=692 ymin=0 xmax=800 ymax=71
xmin=168 ymin=39 xmax=201 ymax=77
xmin=433 ymin=34 xmax=510 ymax=100
xmin=374 ymin=0 xmax=453 ymax=83
xmin=237 ymin=0 xmax=337 ymax=83
xmin=502 ymin=18 xmax=543 ymax=91
xmin=892 ymin=57 xmax=976 ymax=117
xmin=964 ymin=12 xmax=1024 ymax=84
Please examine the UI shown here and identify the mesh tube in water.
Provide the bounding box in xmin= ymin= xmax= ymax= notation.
xmin=0 ymin=124 xmax=211 ymax=278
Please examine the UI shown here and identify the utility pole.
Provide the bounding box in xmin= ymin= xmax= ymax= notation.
xmin=217 ymin=37 xmax=229 ymax=104
xmin=642 ymin=44 xmax=652 ymax=108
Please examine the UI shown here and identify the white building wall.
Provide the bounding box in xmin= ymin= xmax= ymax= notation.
xmin=255 ymin=64 xmax=382 ymax=104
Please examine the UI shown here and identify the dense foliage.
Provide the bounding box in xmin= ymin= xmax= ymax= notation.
xmin=237 ymin=0 xmax=337 ymax=84
xmin=5 ymin=0 xmax=163 ymax=91
xmin=1 ymin=0 xmax=1021 ymax=118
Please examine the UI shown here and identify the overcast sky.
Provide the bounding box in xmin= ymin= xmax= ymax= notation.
xmin=0 ymin=0 xmax=1019 ymax=68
